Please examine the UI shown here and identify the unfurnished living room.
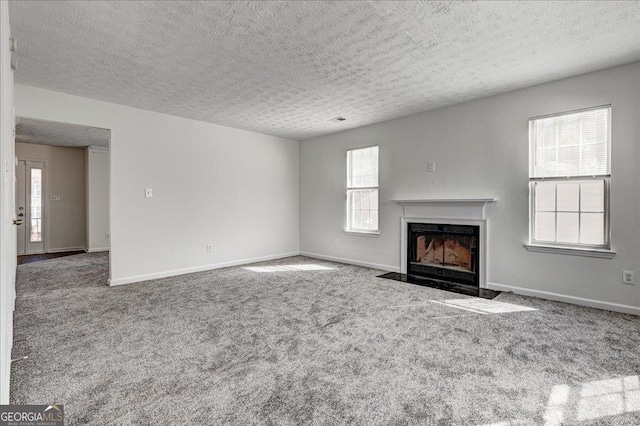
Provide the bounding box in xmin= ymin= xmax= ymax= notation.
xmin=0 ymin=1 xmax=638 ymax=425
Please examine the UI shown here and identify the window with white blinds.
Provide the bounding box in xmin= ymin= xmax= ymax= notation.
xmin=529 ymin=106 xmax=611 ymax=248
xmin=346 ymin=146 xmax=379 ymax=233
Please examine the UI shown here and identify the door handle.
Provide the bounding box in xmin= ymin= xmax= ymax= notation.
xmin=13 ymin=219 xmax=23 ymax=226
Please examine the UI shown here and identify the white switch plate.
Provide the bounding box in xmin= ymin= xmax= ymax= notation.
xmin=427 ymin=162 xmax=436 ymax=172
xmin=145 ymin=188 xmax=153 ymax=198
xmin=206 ymin=244 xmax=213 ymax=253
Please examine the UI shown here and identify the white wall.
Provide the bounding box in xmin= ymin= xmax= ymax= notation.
xmin=300 ymin=62 xmax=640 ymax=313
xmin=0 ymin=1 xmax=14 ymax=404
xmin=86 ymin=147 xmax=109 ymax=252
xmin=16 ymin=142 xmax=86 ymax=252
xmin=15 ymin=85 xmax=300 ymax=285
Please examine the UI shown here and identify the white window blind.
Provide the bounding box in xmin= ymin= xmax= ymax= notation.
xmin=347 ymin=146 xmax=379 ymax=232
xmin=529 ymin=107 xmax=610 ymax=178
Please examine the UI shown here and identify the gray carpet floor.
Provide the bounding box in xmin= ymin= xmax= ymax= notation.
xmin=9 ymin=253 xmax=640 ymax=425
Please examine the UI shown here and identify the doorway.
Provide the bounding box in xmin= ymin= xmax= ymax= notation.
xmin=16 ymin=159 xmax=46 ymax=255
xmin=14 ymin=117 xmax=111 ymax=276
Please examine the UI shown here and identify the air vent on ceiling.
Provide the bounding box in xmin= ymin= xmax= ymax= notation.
xmin=328 ymin=116 xmax=347 ymax=122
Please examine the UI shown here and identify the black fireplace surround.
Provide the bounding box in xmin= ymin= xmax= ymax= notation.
xmin=407 ymin=222 xmax=480 ymax=287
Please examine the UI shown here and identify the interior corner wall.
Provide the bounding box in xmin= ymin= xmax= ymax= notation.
xmin=14 ymin=85 xmax=300 ymax=285
xmin=16 ymin=142 xmax=86 ymax=252
xmin=300 ymin=61 xmax=640 ymax=312
xmin=86 ymin=148 xmax=110 ymax=252
xmin=0 ymin=1 xmax=14 ymax=404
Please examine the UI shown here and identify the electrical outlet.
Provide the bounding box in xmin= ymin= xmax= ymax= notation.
xmin=622 ymin=270 xmax=635 ymax=285
xmin=427 ymin=162 xmax=436 ymax=172
xmin=206 ymin=244 xmax=213 ymax=253
xmin=145 ymin=188 xmax=153 ymax=198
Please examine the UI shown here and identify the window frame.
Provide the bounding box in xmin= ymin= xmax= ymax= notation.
xmin=346 ymin=145 xmax=380 ymax=235
xmin=527 ymin=105 xmax=613 ymax=255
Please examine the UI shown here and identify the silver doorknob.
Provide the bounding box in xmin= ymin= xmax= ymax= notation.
xmin=13 ymin=219 xmax=23 ymax=225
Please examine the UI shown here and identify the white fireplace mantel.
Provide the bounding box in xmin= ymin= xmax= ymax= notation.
xmin=392 ymin=198 xmax=497 ymax=205
xmin=393 ymin=198 xmax=497 ymax=220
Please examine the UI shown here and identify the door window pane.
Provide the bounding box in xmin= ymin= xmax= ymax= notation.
xmin=30 ymin=168 xmax=42 ymax=242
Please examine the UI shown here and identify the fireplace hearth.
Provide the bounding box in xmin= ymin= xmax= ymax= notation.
xmin=407 ymin=222 xmax=480 ymax=287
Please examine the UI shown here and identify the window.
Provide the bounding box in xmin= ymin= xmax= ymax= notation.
xmin=346 ymin=146 xmax=379 ymax=233
xmin=529 ymin=106 xmax=610 ymax=249
xmin=30 ymin=168 xmax=43 ymax=242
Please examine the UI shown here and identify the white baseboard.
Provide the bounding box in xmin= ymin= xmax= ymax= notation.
xmin=108 ymin=251 xmax=301 ymax=286
xmin=45 ymin=246 xmax=86 ymax=254
xmin=488 ymin=282 xmax=640 ymax=316
xmin=300 ymin=251 xmax=399 ymax=273
xmin=86 ymin=247 xmax=110 ymax=253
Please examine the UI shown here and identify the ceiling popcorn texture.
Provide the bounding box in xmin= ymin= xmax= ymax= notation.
xmin=16 ymin=118 xmax=110 ymax=148
xmin=9 ymin=1 xmax=640 ymax=140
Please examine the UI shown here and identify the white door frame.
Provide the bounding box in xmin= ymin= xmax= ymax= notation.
xmin=0 ymin=1 xmax=15 ymax=404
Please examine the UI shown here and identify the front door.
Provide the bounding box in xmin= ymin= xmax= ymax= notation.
xmin=16 ymin=160 xmax=45 ymax=254
xmin=15 ymin=160 xmax=26 ymax=254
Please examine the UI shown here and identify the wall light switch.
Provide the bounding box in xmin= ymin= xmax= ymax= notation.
xmin=427 ymin=162 xmax=436 ymax=172
xmin=50 ymin=195 xmax=61 ymax=201
xmin=145 ymin=188 xmax=153 ymax=198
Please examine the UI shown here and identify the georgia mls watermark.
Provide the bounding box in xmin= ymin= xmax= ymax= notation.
xmin=0 ymin=405 xmax=64 ymax=426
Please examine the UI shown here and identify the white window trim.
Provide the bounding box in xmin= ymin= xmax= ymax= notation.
xmin=524 ymin=243 xmax=616 ymax=259
xmin=344 ymin=230 xmax=381 ymax=237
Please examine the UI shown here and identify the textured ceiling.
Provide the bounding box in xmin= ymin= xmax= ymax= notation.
xmin=15 ymin=117 xmax=110 ymax=148
xmin=8 ymin=1 xmax=640 ymax=141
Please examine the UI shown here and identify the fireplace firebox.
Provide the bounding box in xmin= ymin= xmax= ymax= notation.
xmin=407 ymin=223 xmax=480 ymax=287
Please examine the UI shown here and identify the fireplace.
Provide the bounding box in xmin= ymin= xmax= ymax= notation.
xmin=407 ymin=222 xmax=480 ymax=287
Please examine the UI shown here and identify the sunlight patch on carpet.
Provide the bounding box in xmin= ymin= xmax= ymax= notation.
xmin=577 ymin=375 xmax=640 ymax=421
xmin=486 ymin=376 xmax=640 ymax=425
xmin=431 ymin=298 xmax=538 ymax=314
xmin=244 ymin=264 xmax=334 ymax=273
xmin=542 ymin=375 xmax=640 ymax=424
